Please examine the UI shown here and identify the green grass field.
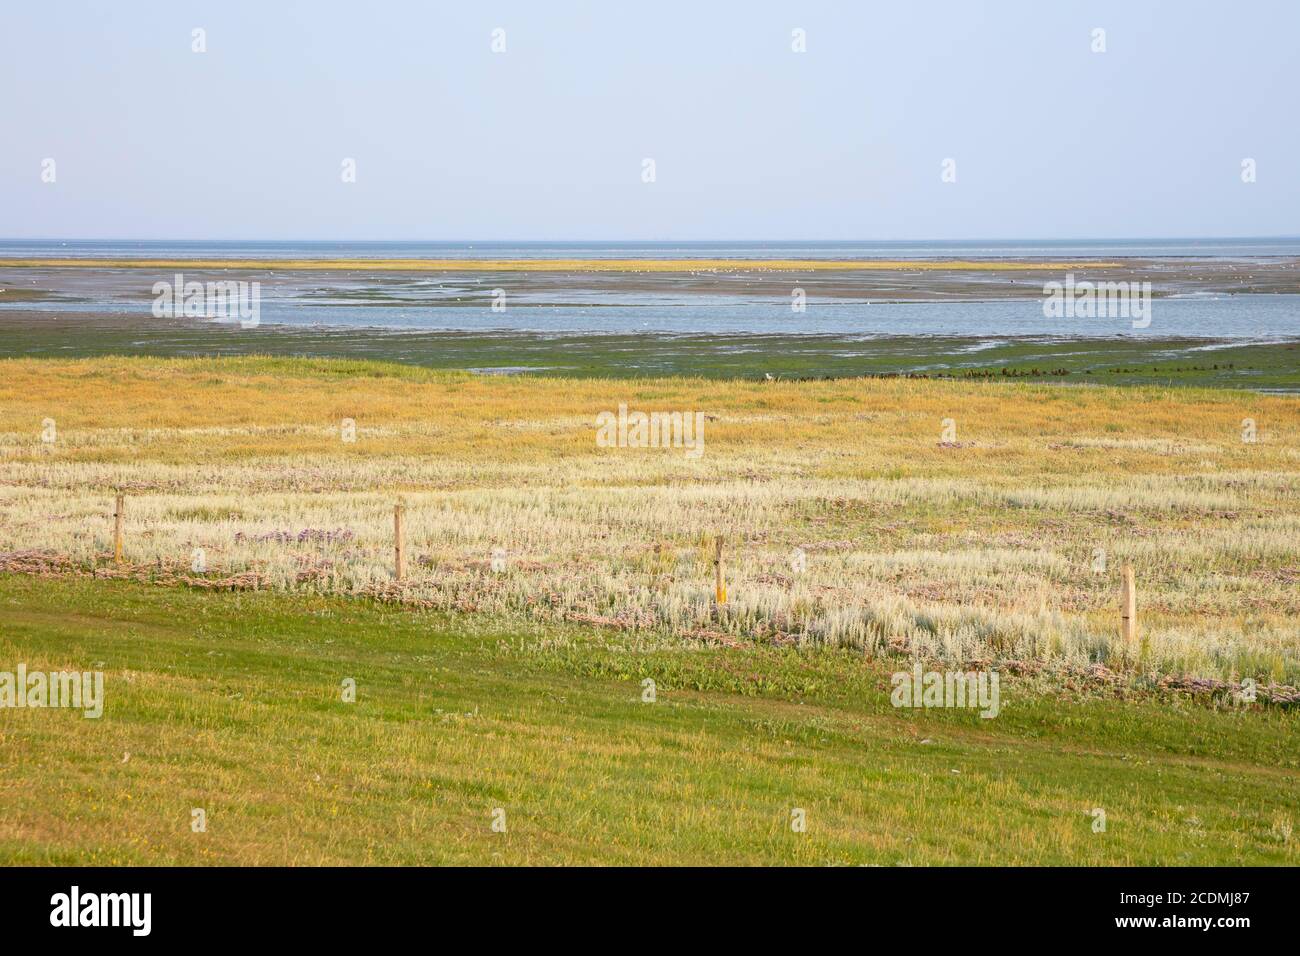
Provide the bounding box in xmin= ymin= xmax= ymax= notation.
xmin=2 ymin=575 xmax=1296 ymax=865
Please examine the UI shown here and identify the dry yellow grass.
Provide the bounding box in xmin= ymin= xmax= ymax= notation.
xmin=1 ymin=356 xmax=1296 ymax=684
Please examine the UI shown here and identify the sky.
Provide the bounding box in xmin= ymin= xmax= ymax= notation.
xmin=2 ymin=0 xmax=1296 ymax=241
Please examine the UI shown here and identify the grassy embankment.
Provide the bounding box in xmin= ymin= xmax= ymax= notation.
xmin=1 ymin=575 xmax=1296 ymax=865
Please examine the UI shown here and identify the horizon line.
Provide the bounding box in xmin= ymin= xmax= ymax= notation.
xmin=2 ymin=234 xmax=1299 ymax=245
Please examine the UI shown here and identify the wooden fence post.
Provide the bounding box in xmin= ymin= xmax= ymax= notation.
xmin=394 ymin=503 xmax=406 ymax=581
xmin=113 ymin=493 xmax=125 ymax=564
xmin=714 ymin=535 xmax=727 ymax=606
xmin=1120 ymin=564 xmax=1136 ymax=645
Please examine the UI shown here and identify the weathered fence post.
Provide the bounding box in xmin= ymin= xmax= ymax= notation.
xmin=394 ymin=502 xmax=406 ymax=581
xmin=1121 ymin=564 xmax=1137 ymax=645
xmin=113 ymin=493 xmax=125 ymax=564
xmin=714 ymin=535 xmax=727 ymax=606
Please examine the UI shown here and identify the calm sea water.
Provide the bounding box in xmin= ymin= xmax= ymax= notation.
xmin=5 ymin=237 xmax=1300 ymax=260
xmin=199 ymin=294 xmax=1300 ymax=340
xmin=12 ymin=291 xmax=1300 ymax=339
xmin=4 ymin=239 xmax=1300 ymax=339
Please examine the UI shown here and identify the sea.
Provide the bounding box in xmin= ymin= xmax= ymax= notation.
xmin=3 ymin=238 xmax=1299 ymax=340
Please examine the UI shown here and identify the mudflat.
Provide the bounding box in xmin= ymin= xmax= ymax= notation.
xmin=4 ymin=256 xmax=1300 ymax=300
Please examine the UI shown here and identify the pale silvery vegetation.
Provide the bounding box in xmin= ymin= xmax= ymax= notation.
xmin=1 ymin=359 xmax=1296 ymax=688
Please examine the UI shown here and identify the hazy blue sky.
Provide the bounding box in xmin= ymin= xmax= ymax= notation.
xmin=3 ymin=0 xmax=1296 ymax=241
